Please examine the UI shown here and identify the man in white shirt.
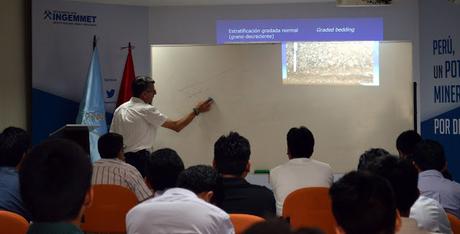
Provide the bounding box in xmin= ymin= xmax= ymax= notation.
xmin=92 ymin=133 xmax=152 ymax=201
xmin=110 ymin=76 xmax=213 ymax=176
xmin=410 ymin=195 xmax=452 ymax=233
xmin=357 ymin=147 xmax=452 ymax=233
xmin=270 ymin=126 xmax=333 ymax=216
xmin=413 ymin=140 xmax=460 ymax=219
xmin=126 ymin=165 xmax=235 ymax=234
xmin=362 ymin=155 xmax=449 ymax=234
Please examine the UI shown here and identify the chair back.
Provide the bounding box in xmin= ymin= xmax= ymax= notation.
xmin=81 ymin=184 xmax=139 ymax=233
xmin=448 ymin=213 xmax=460 ymax=234
xmin=282 ymin=187 xmax=336 ymax=234
xmin=0 ymin=210 xmax=29 ymax=234
xmin=229 ymin=214 xmax=265 ymax=234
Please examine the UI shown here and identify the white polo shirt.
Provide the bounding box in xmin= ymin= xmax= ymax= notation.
xmin=110 ymin=97 xmax=167 ymax=153
xmin=126 ymin=188 xmax=235 ymax=234
xmin=410 ymin=195 xmax=453 ymax=234
xmin=270 ymin=157 xmax=333 ymax=216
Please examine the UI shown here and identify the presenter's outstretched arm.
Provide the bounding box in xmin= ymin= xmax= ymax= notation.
xmin=161 ymin=99 xmax=213 ymax=132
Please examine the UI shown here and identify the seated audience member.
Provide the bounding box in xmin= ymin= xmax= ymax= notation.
xmin=396 ymin=130 xmax=422 ymax=160
xmin=213 ymin=132 xmax=275 ymax=217
xmin=357 ymin=148 xmax=390 ymax=170
xmin=126 ymin=165 xmax=235 ymax=234
xmin=363 ymin=155 xmax=442 ymax=233
xmin=19 ymin=139 xmax=93 ymax=233
xmin=92 ymin=133 xmax=152 ymax=201
xmin=358 ymin=149 xmax=451 ymax=233
xmin=270 ymin=126 xmax=333 ymax=216
xmin=145 ymin=148 xmax=184 ymax=197
xmin=329 ymin=171 xmax=400 ymax=234
xmin=243 ymin=219 xmax=324 ymax=234
xmin=409 ymin=195 xmax=452 ymax=234
xmin=397 ymin=131 xmax=453 ymax=180
xmin=413 ymin=140 xmax=460 ymax=218
xmin=0 ymin=127 xmax=31 ymax=220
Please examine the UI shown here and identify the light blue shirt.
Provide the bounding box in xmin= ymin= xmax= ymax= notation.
xmin=418 ymin=169 xmax=460 ymax=218
xmin=0 ymin=167 xmax=30 ymax=220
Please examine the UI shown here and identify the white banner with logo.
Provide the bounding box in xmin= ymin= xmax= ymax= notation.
xmin=32 ymin=0 xmax=150 ymax=143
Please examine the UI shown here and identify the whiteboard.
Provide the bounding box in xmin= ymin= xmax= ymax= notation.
xmin=151 ymin=42 xmax=413 ymax=173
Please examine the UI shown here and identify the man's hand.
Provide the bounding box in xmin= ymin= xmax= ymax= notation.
xmin=195 ymin=98 xmax=214 ymax=114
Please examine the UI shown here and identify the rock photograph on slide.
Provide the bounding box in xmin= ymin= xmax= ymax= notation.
xmin=283 ymin=41 xmax=379 ymax=86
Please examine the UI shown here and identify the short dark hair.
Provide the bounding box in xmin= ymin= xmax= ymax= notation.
xmin=244 ymin=219 xmax=325 ymax=234
xmin=132 ymin=76 xmax=155 ymax=98
xmin=413 ymin=139 xmax=446 ymax=171
xmin=19 ymin=139 xmax=92 ymax=222
xmin=362 ymin=155 xmax=419 ymax=215
xmin=177 ymin=165 xmax=218 ymax=194
xmin=98 ymin=133 xmax=123 ymax=159
xmin=214 ymin=132 xmax=250 ymax=176
xmin=357 ymin=148 xmax=390 ymax=171
xmin=243 ymin=219 xmax=292 ymax=234
xmin=0 ymin=127 xmax=30 ymax=167
xmin=146 ymin=148 xmax=184 ymax=191
xmin=396 ymin=130 xmax=422 ymax=157
xmin=287 ymin=126 xmax=314 ymax=158
xmin=329 ymin=171 xmax=396 ymax=234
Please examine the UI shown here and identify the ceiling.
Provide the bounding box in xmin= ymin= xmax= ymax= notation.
xmin=68 ymin=0 xmax=335 ymax=7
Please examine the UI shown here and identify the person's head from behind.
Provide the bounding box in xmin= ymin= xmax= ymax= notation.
xmin=146 ymin=148 xmax=184 ymax=192
xmin=98 ymin=132 xmax=124 ymax=159
xmin=214 ymin=131 xmax=251 ymax=177
xmin=362 ymin=155 xmax=419 ymax=217
xmin=0 ymin=127 xmax=30 ymax=168
xmin=19 ymin=139 xmax=92 ymax=223
xmin=177 ymin=165 xmax=218 ymax=202
xmin=132 ymin=76 xmax=156 ymax=104
xmin=412 ymin=139 xmax=446 ymax=172
xmin=287 ymin=126 xmax=314 ymax=159
xmin=329 ymin=171 xmax=398 ymax=234
xmin=357 ymin=148 xmax=390 ymax=171
xmin=396 ymin=130 xmax=422 ymax=159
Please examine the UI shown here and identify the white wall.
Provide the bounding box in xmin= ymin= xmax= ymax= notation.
xmin=152 ymin=42 xmax=413 ymax=172
xmin=0 ymin=0 xmax=28 ymax=130
xmin=148 ymin=0 xmax=419 ymax=44
xmin=148 ymin=0 xmax=421 ymax=129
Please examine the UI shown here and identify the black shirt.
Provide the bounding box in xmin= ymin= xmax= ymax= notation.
xmin=218 ymin=177 xmax=276 ymax=218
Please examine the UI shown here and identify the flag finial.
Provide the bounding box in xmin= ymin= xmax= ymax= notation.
xmin=93 ymin=35 xmax=97 ymax=50
xmin=121 ymin=43 xmax=134 ymax=50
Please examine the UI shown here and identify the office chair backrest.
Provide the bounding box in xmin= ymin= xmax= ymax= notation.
xmin=0 ymin=210 xmax=29 ymax=234
xmin=448 ymin=213 xmax=460 ymax=234
xmin=230 ymin=213 xmax=265 ymax=234
xmin=81 ymin=184 xmax=139 ymax=233
xmin=282 ymin=187 xmax=336 ymax=234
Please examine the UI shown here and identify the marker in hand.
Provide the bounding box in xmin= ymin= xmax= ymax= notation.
xmin=194 ymin=97 xmax=214 ymax=115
